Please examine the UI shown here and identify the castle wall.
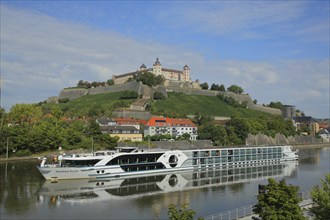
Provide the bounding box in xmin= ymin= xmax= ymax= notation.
xmin=57 ymin=80 xmax=281 ymax=116
xmin=112 ymin=109 xmax=152 ymax=120
xmin=58 ymin=88 xmax=88 ymax=100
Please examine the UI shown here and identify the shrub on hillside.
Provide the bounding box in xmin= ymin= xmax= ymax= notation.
xmin=119 ymin=91 xmax=138 ymax=99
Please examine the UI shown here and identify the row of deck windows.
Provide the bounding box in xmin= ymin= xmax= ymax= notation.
xmin=193 ymin=147 xmax=282 ymax=158
xmin=192 ymin=153 xmax=281 ymax=165
xmin=106 ymin=153 xmax=163 ymax=166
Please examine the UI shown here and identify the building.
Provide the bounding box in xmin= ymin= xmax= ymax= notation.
xmin=281 ymin=105 xmax=296 ymax=119
xmin=114 ymin=118 xmax=147 ymax=130
xmin=318 ymin=127 xmax=330 ymax=142
xmin=100 ymin=125 xmax=143 ymax=142
xmin=97 ymin=117 xmax=146 ymax=142
xmin=293 ymin=116 xmax=319 ymax=135
xmin=144 ymin=117 xmax=198 ymax=140
xmin=112 ymin=58 xmax=191 ymax=85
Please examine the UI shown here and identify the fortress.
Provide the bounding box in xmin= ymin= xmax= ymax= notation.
xmin=112 ymin=58 xmax=191 ymax=85
xmin=52 ymin=57 xmax=282 ymax=117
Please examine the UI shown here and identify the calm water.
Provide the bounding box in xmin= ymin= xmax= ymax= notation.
xmin=1 ymin=147 xmax=329 ymax=220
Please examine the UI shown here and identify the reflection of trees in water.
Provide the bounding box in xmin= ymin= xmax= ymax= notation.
xmin=298 ymin=148 xmax=322 ymax=164
xmin=0 ymin=161 xmax=44 ymax=215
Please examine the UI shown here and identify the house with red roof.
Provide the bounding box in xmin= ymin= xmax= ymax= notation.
xmin=144 ymin=117 xmax=198 ymax=140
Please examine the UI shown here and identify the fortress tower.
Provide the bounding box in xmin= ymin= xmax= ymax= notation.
xmin=152 ymin=58 xmax=162 ymax=76
xmin=183 ymin=65 xmax=190 ymax=82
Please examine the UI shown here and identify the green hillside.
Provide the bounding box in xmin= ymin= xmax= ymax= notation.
xmin=46 ymin=91 xmax=135 ymax=116
xmin=150 ymin=92 xmax=274 ymax=118
xmin=48 ymin=91 xmax=276 ymax=119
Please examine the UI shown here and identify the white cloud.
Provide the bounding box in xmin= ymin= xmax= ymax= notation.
xmin=161 ymin=1 xmax=307 ymax=38
xmin=1 ymin=5 xmax=329 ymax=118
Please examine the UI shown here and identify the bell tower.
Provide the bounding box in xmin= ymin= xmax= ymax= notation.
xmin=183 ymin=65 xmax=190 ymax=82
xmin=152 ymin=58 xmax=162 ymax=76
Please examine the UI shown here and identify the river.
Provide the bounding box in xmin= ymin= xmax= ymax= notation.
xmin=0 ymin=146 xmax=329 ymax=220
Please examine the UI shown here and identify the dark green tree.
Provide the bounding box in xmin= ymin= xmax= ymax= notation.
xmin=253 ymin=178 xmax=305 ymax=220
xmin=119 ymin=91 xmax=138 ymax=99
xmin=219 ymin=84 xmax=226 ymax=91
xmin=153 ymin=91 xmax=166 ymax=100
xmin=227 ymin=84 xmax=244 ymax=94
xmin=107 ymin=79 xmax=114 ymax=86
xmin=310 ymin=173 xmax=330 ymax=220
xmin=200 ymin=82 xmax=209 ymax=90
xmin=226 ymin=118 xmax=250 ymax=144
xmin=168 ymin=203 xmax=203 ymax=220
xmin=210 ymin=83 xmax=219 ymax=91
xmin=268 ymin=101 xmax=283 ymax=109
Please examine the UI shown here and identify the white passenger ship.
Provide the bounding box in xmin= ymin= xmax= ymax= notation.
xmin=37 ymin=145 xmax=298 ymax=181
xmin=38 ymin=161 xmax=298 ymax=204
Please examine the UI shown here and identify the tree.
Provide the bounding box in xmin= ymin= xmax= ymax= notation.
xmin=77 ymin=80 xmax=84 ymax=87
xmin=119 ymin=91 xmax=138 ymax=99
xmin=9 ymin=104 xmax=43 ymax=126
xmin=210 ymin=83 xmax=219 ymax=91
xmin=107 ymin=79 xmax=114 ymax=86
xmin=219 ymin=84 xmax=226 ymax=91
xmin=181 ymin=133 xmax=191 ymax=140
xmin=227 ymin=84 xmax=244 ymax=94
xmin=226 ymin=118 xmax=250 ymax=144
xmin=200 ymin=82 xmax=209 ymax=90
xmin=310 ymin=173 xmax=330 ymax=220
xmin=268 ymin=101 xmax=283 ymax=109
xmin=253 ymin=178 xmax=305 ymax=220
xmin=153 ymin=91 xmax=166 ymax=100
xmin=168 ymin=203 xmax=203 ymax=220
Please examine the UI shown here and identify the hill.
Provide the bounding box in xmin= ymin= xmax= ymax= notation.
xmin=44 ymin=91 xmax=135 ymax=117
xmin=47 ymin=91 xmax=277 ymax=119
xmin=149 ymin=92 xmax=276 ymax=118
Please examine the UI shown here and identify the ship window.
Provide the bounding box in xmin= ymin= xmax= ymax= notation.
xmin=63 ymin=159 xmax=101 ymax=167
xmin=169 ymin=155 xmax=178 ymax=168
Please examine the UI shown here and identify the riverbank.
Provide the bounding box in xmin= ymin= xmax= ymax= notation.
xmin=0 ymin=142 xmax=328 ymax=162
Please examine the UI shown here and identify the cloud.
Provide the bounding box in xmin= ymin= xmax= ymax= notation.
xmin=0 ymin=6 xmax=204 ymax=110
xmin=1 ymin=5 xmax=329 ymax=118
xmin=159 ymin=1 xmax=329 ymax=44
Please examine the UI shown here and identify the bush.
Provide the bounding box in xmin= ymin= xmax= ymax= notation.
xmin=15 ymin=149 xmax=32 ymax=157
xmin=153 ymin=91 xmax=166 ymax=100
xmin=58 ymin=98 xmax=70 ymax=103
xmin=119 ymin=91 xmax=138 ymax=99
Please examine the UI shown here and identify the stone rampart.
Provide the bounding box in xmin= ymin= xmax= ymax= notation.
xmin=112 ymin=109 xmax=152 ymax=120
xmin=58 ymin=88 xmax=88 ymax=100
xmin=56 ymin=81 xmax=282 ymax=116
xmin=89 ymin=81 xmax=142 ymax=95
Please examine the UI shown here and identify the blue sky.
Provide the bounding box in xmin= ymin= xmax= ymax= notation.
xmin=1 ymin=1 xmax=329 ymax=118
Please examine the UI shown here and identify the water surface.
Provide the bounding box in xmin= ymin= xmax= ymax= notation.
xmin=1 ymin=147 xmax=329 ymax=219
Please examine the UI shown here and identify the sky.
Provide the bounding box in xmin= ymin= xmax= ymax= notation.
xmin=0 ymin=1 xmax=329 ymax=118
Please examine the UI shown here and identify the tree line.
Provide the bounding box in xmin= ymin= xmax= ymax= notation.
xmin=0 ymin=105 xmax=118 ymax=157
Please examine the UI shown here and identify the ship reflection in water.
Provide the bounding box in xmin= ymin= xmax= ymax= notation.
xmin=38 ymin=161 xmax=298 ymax=206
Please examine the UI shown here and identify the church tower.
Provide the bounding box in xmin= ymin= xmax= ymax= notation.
xmin=183 ymin=65 xmax=190 ymax=82
xmin=152 ymin=58 xmax=162 ymax=76
xmin=139 ymin=64 xmax=147 ymax=71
